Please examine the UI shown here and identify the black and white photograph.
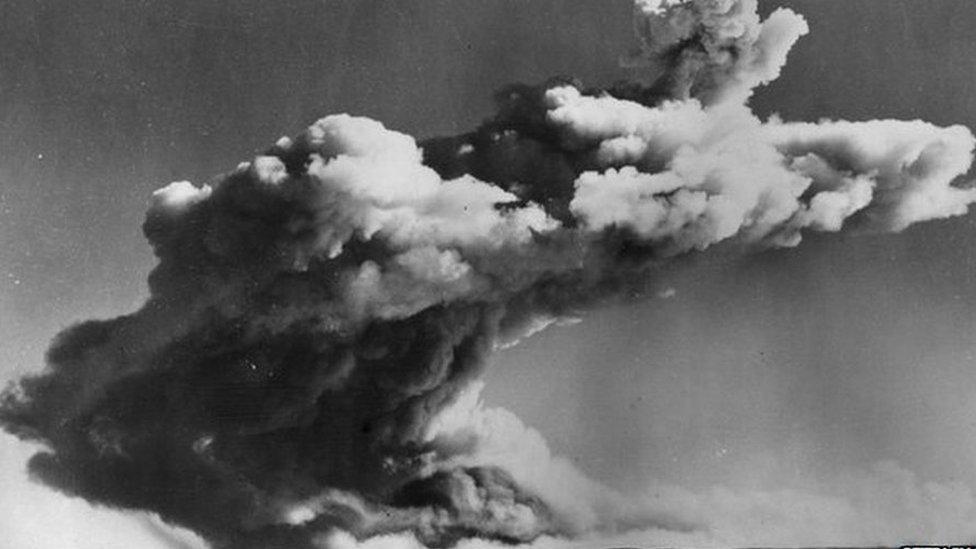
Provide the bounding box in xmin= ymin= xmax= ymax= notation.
xmin=3 ymin=1 xmax=976 ymax=548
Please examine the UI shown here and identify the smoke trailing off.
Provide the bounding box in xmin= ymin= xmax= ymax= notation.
xmin=3 ymin=1 xmax=976 ymax=548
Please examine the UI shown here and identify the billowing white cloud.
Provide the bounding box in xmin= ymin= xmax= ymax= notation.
xmin=3 ymin=1 xmax=975 ymax=548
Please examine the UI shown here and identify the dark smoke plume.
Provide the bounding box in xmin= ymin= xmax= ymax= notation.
xmin=3 ymin=1 xmax=975 ymax=548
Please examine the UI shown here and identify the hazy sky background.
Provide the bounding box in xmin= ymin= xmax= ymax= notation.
xmin=3 ymin=0 xmax=976 ymax=546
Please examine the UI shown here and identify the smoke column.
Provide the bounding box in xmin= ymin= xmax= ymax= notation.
xmin=3 ymin=1 xmax=975 ymax=547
